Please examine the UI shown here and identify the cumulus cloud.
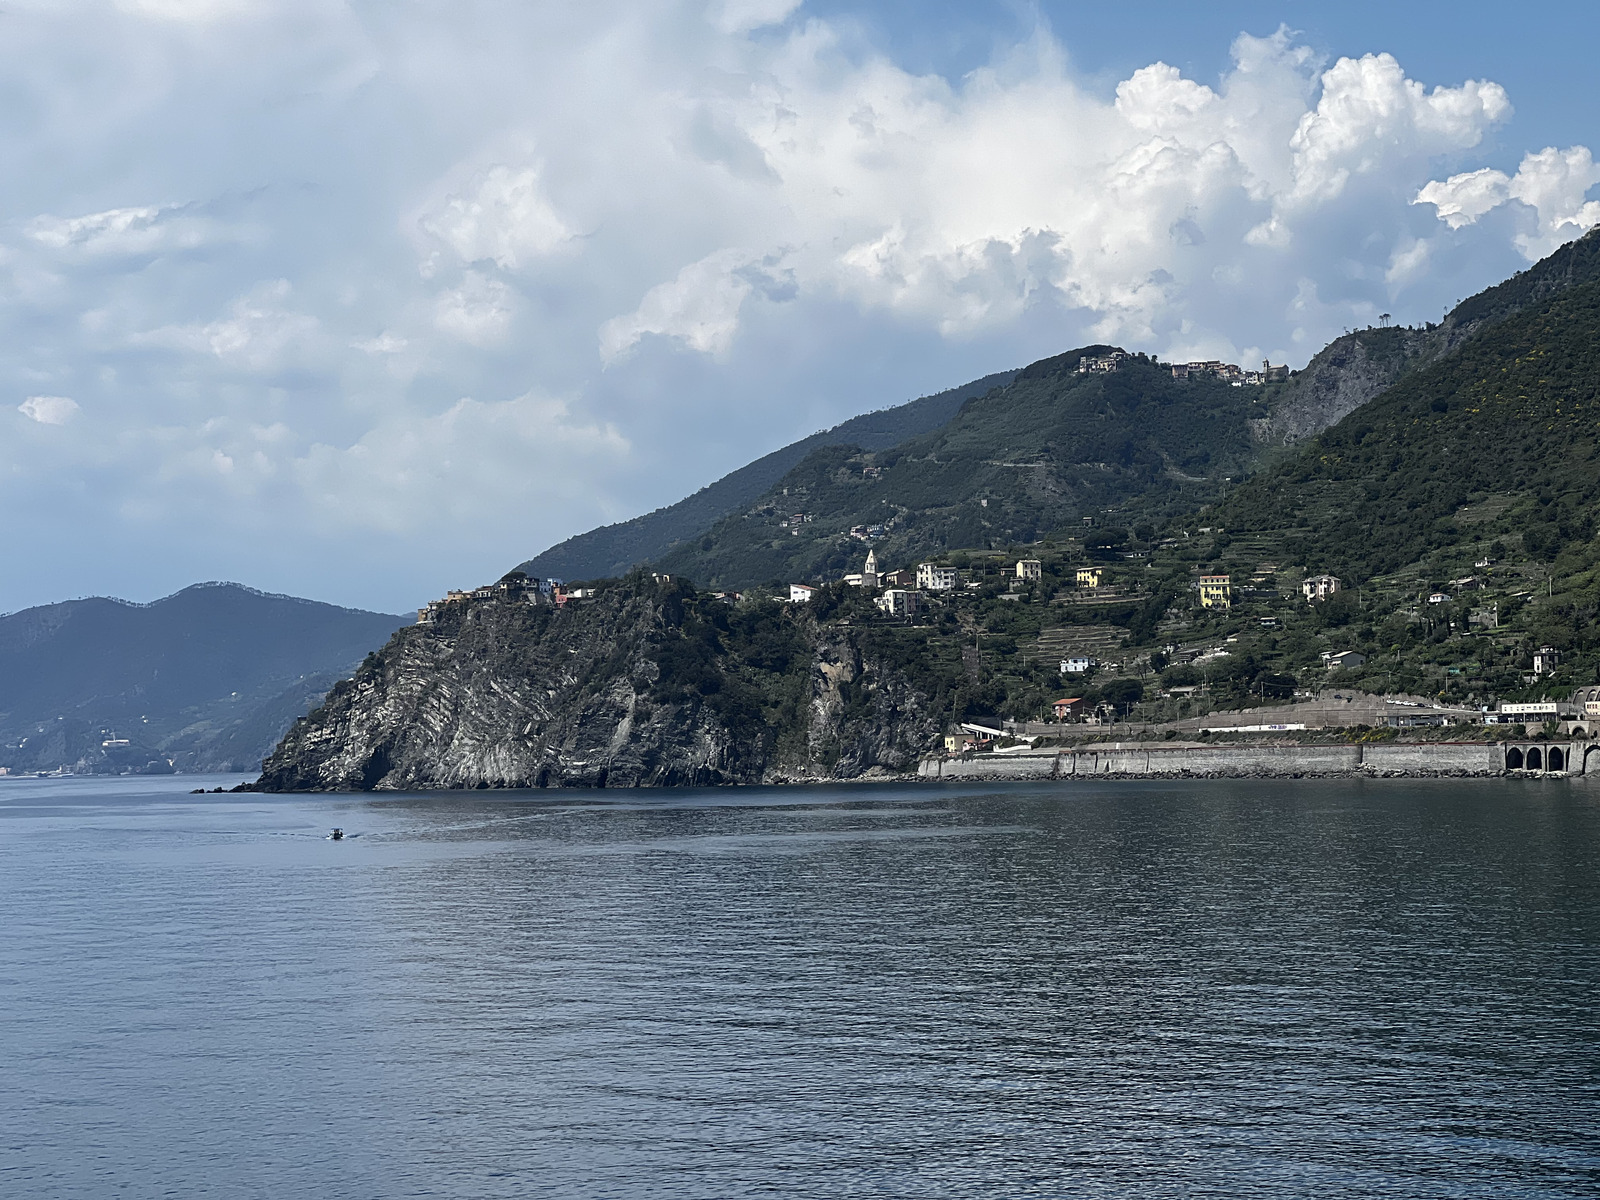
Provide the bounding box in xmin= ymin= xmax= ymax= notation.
xmin=18 ymin=395 xmax=79 ymax=425
xmin=420 ymin=164 xmax=575 ymax=269
xmin=585 ymin=28 xmax=1525 ymax=358
xmin=0 ymin=2 xmax=1592 ymax=613
xmin=600 ymin=249 xmax=795 ymax=362
xmin=293 ymin=392 xmax=630 ymax=534
xmin=433 ymin=272 xmax=516 ymax=345
xmin=710 ymin=0 xmax=802 ymax=34
xmin=1416 ymin=146 xmax=1600 ymax=258
xmin=139 ymin=280 xmax=321 ymax=372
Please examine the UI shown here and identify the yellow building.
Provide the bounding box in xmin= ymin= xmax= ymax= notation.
xmin=1198 ymin=573 xmax=1232 ymax=609
xmin=1075 ymin=567 xmax=1103 ymax=588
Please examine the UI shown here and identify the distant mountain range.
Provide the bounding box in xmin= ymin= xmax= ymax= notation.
xmin=0 ymin=583 xmax=409 ymax=775
xmin=17 ymin=228 xmax=1600 ymax=786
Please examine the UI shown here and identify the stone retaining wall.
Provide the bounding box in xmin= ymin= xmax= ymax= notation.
xmin=918 ymin=741 xmax=1545 ymax=781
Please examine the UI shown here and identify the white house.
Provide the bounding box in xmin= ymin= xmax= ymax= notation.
xmin=789 ymin=584 xmax=816 ymax=603
xmin=1059 ymin=656 xmax=1098 ymax=675
xmin=876 ymin=589 xmax=920 ymax=616
xmin=1301 ymin=573 xmax=1341 ymax=602
xmin=1322 ymin=650 xmax=1366 ymax=672
xmin=916 ymin=563 xmax=958 ymax=591
xmin=1015 ymin=559 xmax=1042 ymax=580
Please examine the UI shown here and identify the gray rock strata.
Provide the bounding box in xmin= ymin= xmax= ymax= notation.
xmin=257 ymin=579 xmax=940 ymax=791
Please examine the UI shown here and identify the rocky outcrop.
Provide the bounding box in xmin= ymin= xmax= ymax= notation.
xmin=1262 ymin=329 xmax=1428 ymax=445
xmin=256 ymin=577 xmax=941 ymax=791
xmin=1261 ymin=227 xmax=1600 ymax=446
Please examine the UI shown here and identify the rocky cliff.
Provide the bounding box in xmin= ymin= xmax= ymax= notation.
xmin=257 ymin=575 xmax=942 ymax=791
xmin=1262 ymin=226 xmax=1600 ymax=445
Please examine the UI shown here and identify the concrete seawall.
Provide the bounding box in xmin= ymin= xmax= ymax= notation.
xmin=918 ymin=741 xmax=1562 ymax=781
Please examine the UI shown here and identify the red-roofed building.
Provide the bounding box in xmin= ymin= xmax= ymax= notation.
xmin=1053 ymin=697 xmax=1087 ymax=721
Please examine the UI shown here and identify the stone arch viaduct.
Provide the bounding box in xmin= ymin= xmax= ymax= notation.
xmin=1501 ymin=741 xmax=1598 ymax=773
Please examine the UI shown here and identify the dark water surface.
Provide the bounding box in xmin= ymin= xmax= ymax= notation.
xmin=3 ymin=774 xmax=1599 ymax=1198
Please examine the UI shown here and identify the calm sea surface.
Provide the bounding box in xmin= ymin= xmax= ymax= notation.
xmin=3 ymin=774 xmax=1599 ymax=1198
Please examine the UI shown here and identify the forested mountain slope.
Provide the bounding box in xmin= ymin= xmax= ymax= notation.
xmin=517 ymin=370 xmax=1016 ymax=581
xmin=1262 ymin=227 xmax=1600 ymax=444
xmin=654 ymin=348 xmax=1279 ymax=589
xmin=253 ymin=231 xmax=1600 ymax=792
xmin=1215 ymin=275 xmax=1600 ymax=658
xmin=522 ymin=234 xmax=1600 ymax=595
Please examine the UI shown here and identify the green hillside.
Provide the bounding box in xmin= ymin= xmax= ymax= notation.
xmin=1191 ymin=272 xmax=1600 ymax=701
xmin=635 ymin=229 xmax=1600 ymax=724
xmin=516 ymin=369 xmax=1017 ymax=581
xmin=655 ymin=349 xmax=1283 ymax=588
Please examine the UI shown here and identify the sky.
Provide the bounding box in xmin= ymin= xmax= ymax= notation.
xmin=3 ymin=0 xmax=1597 ymax=616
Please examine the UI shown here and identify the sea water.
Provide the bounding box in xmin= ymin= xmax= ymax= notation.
xmin=3 ymin=774 xmax=1598 ymax=1198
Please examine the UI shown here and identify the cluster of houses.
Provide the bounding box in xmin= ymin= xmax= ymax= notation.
xmin=787 ymin=552 xmax=1057 ymax=617
xmin=1170 ymin=359 xmax=1290 ymax=385
xmin=1076 ymin=351 xmax=1130 ymax=374
xmin=1075 ymin=349 xmax=1291 ymax=385
xmin=416 ymin=573 xmax=597 ymax=624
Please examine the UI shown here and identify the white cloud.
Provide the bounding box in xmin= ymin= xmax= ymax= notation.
xmin=1285 ymin=54 xmax=1509 ymax=205
xmin=139 ymin=280 xmax=321 ymax=371
xmin=1416 ymin=145 xmax=1600 ymax=258
xmin=0 ymin=2 xmax=1590 ymax=613
xmin=710 ymin=0 xmax=802 ymax=35
xmin=1414 ymin=167 xmax=1511 ymax=229
xmin=419 ymin=163 xmax=575 ymax=269
xmin=26 ymin=203 xmax=231 ymax=261
xmin=293 ymin=392 xmax=630 ymax=534
xmin=600 ymin=249 xmax=780 ymax=362
xmin=433 ymin=272 xmax=515 ymax=345
xmin=18 ymin=395 xmax=79 ymax=424
xmin=354 ymin=332 xmax=407 ymax=354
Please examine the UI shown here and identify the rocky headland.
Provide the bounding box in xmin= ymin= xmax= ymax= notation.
xmin=257 ymin=574 xmax=941 ymax=791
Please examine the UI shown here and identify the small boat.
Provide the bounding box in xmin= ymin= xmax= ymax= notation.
xmin=328 ymin=827 xmax=345 ymax=840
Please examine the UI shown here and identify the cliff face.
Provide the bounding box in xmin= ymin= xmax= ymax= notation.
xmin=1261 ymin=228 xmax=1600 ymax=446
xmin=257 ymin=577 xmax=942 ymax=791
xmin=1261 ymin=328 xmax=1428 ymax=445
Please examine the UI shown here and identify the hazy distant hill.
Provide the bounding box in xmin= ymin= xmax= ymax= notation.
xmin=516 ymin=370 xmax=1017 ymax=582
xmin=0 ymin=582 xmax=409 ymax=774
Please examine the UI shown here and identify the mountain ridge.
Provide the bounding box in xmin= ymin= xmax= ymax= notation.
xmin=517 ymin=369 xmax=1018 ymax=582
xmin=0 ymin=582 xmax=409 ymax=775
